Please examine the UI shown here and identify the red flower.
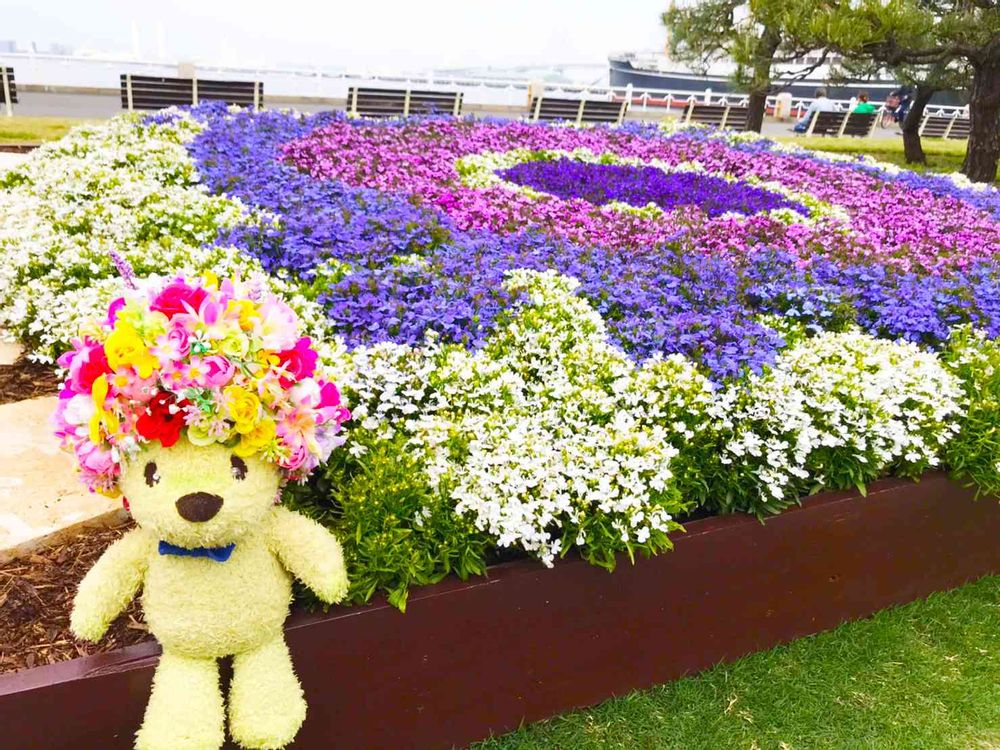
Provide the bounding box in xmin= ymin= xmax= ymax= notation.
xmin=136 ymin=392 xmax=189 ymax=448
xmin=275 ymin=337 xmax=318 ymax=386
xmin=150 ymin=279 xmax=208 ymax=320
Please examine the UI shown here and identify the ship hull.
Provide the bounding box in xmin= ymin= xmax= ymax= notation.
xmin=609 ymin=57 xmax=967 ymax=107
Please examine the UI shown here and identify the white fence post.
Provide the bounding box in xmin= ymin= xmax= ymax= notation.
xmin=2 ymin=68 xmax=11 ymax=117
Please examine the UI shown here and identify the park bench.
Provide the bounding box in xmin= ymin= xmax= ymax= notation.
xmin=528 ymin=96 xmax=628 ymax=126
xmin=681 ymin=102 xmax=750 ymax=131
xmin=805 ymin=109 xmax=877 ymax=137
xmin=346 ymin=87 xmax=463 ymax=117
xmin=1 ymin=66 xmax=17 ymax=117
xmin=120 ymin=74 xmax=263 ymax=111
xmin=919 ymin=112 xmax=971 ymax=140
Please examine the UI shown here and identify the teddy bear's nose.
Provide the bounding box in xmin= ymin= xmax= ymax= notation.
xmin=176 ymin=492 xmax=223 ymax=522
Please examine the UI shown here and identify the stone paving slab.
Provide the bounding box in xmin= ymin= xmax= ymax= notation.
xmin=0 ymin=339 xmax=22 ymax=365
xmin=0 ymin=396 xmax=127 ymax=563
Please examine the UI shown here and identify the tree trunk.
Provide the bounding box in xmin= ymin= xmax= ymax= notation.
xmin=747 ymin=90 xmax=768 ymax=133
xmin=901 ymin=87 xmax=935 ymax=165
xmin=746 ymin=27 xmax=783 ymax=134
xmin=962 ymin=57 xmax=1000 ymax=184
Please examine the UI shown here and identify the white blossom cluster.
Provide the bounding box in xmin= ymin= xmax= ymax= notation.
xmin=0 ymin=112 xmax=330 ymax=361
xmin=712 ymin=330 xmax=964 ymax=511
xmin=347 ymin=268 xmax=714 ymax=566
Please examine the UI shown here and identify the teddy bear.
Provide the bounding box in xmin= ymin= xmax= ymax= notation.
xmin=55 ymin=274 xmax=352 ymax=750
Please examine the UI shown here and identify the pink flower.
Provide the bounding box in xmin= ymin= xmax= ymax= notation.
xmin=151 ymin=324 xmax=191 ymax=366
xmin=150 ymin=278 xmax=208 ymax=320
xmin=106 ymin=298 xmax=126 ymax=328
xmin=202 ymin=355 xmax=235 ymax=388
xmin=58 ymin=338 xmax=110 ymax=397
xmin=254 ymin=298 xmax=299 ymax=351
xmin=108 ymin=367 xmax=158 ymax=402
xmin=275 ymin=337 xmax=318 ymax=386
xmin=279 ymin=438 xmax=310 ymax=472
xmin=317 ymin=381 xmax=351 ymax=425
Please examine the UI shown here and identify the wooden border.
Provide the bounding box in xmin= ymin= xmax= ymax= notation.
xmin=1 ymin=474 xmax=999 ymax=748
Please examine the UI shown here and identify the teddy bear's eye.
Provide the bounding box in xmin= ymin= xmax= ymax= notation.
xmin=231 ymin=455 xmax=248 ymax=481
xmin=144 ymin=461 xmax=160 ymax=487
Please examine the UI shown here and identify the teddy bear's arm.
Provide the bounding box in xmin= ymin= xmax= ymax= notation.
xmin=270 ymin=507 xmax=349 ymax=605
xmin=70 ymin=527 xmax=152 ymax=643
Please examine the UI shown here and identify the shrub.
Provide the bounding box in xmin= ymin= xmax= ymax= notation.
xmin=943 ymin=326 xmax=1000 ymax=498
xmin=707 ymin=330 xmax=963 ymax=517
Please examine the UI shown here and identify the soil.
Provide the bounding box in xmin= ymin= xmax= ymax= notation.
xmin=0 ymin=356 xmax=60 ymax=405
xmin=0 ymin=524 xmax=152 ymax=675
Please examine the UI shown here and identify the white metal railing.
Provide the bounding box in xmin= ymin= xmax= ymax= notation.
xmin=0 ymin=51 xmax=972 ymax=121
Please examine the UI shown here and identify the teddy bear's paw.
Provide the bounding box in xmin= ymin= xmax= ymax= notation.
xmin=68 ymin=610 xmax=108 ymax=644
xmin=136 ymin=651 xmax=225 ymax=750
xmin=135 ymin=723 xmax=225 ymax=750
xmin=229 ymin=637 xmax=307 ymax=749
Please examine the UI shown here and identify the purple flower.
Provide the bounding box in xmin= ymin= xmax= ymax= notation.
xmin=497 ymin=159 xmax=808 ymax=218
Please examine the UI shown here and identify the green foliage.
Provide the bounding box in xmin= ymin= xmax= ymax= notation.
xmin=283 ymin=429 xmax=489 ymax=612
xmin=943 ymin=326 xmax=1000 ymax=499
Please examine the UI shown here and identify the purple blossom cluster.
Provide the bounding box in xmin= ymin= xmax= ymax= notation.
xmin=497 ymin=158 xmax=808 ymax=218
xmin=183 ymin=105 xmax=1000 ymax=382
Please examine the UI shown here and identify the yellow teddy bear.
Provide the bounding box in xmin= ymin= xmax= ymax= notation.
xmin=56 ymin=275 xmax=352 ymax=750
xmin=71 ymin=438 xmax=347 ymax=749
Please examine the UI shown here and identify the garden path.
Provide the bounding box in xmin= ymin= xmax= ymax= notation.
xmin=0 ymin=396 xmax=126 ymax=562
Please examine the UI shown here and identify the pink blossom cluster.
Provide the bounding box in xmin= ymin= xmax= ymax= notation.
xmin=283 ymin=120 xmax=1000 ymax=273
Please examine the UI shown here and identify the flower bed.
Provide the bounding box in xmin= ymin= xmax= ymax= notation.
xmin=3 ymin=475 xmax=1000 ymax=749
xmin=2 ymin=106 xmax=1000 ymax=613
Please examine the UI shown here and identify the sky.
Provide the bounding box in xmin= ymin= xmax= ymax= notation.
xmin=5 ymin=1 xmax=668 ymax=74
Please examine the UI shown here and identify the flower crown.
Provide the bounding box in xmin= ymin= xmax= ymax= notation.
xmin=53 ymin=274 xmax=350 ymax=496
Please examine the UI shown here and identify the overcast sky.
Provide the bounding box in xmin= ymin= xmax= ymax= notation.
xmin=5 ymin=1 xmax=668 ymax=72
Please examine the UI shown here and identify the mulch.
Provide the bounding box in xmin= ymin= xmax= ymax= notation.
xmin=0 ymin=525 xmax=153 ymax=675
xmin=0 ymin=356 xmax=60 ymax=405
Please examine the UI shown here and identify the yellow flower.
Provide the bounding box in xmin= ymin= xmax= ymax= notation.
xmin=234 ymin=417 xmax=276 ymax=457
xmin=227 ymin=299 xmax=260 ymax=332
xmin=218 ymin=331 xmax=250 ymax=359
xmin=104 ymin=323 xmax=159 ymax=379
xmin=223 ymin=385 xmax=262 ymax=434
xmin=186 ymin=421 xmax=232 ymax=447
xmin=88 ymin=374 xmax=120 ymax=444
xmin=202 ymin=270 xmax=220 ymax=290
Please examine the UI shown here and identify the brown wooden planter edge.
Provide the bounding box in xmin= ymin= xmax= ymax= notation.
xmin=2 ymin=472 xmax=999 ymax=749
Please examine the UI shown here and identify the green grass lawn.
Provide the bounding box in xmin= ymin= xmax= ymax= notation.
xmin=0 ymin=116 xmax=97 ymax=144
xmin=475 ymin=574 xmax=1000 ymax=750
xmin=776 ymin=134 xmax=998 ymax=183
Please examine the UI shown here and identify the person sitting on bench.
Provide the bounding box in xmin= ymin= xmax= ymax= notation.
xmin=794 ymin=88 xmax=838 ymax=133
xmin=853 ymin=92 xmax=876 ymax=114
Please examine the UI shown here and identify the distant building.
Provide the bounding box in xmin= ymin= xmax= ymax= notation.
xmin=0 ymin=41 xmax=16 ymax=53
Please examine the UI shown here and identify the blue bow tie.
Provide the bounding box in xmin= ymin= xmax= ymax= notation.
xmin=158 ymin=540 xmax=236 ymax=562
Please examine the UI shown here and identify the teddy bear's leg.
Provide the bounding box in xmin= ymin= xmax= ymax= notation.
xmin=228 ymin=634 xmax=307 ymax=750
xmin=135 ymin=649 xmax=224 ymax=750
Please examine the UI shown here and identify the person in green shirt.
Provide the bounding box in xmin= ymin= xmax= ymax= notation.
xmin=854 ymin=92 xmax=877 ymax=114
